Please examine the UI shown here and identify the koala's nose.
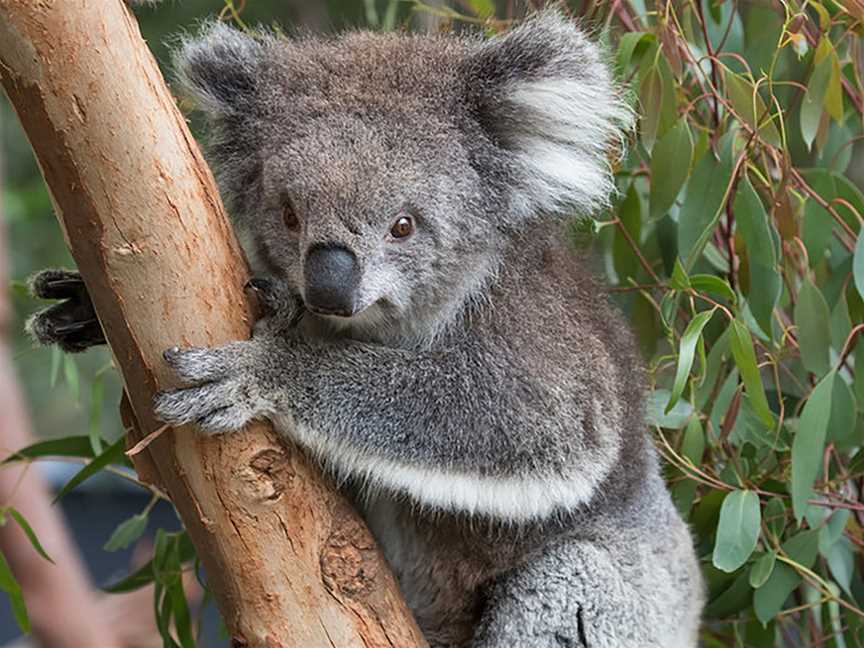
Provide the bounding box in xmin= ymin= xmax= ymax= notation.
xmin=303 ymin=245 xmax=360 ymax=316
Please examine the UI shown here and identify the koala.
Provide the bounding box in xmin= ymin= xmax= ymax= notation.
xmin=28 ymin=11 xmax=704 ymax=648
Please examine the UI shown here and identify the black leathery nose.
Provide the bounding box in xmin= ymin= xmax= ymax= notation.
xmin=304 ymin=244 xmax=360 ymax=316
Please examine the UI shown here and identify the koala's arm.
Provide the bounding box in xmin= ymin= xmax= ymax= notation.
xmin=154 ymin=285 xmax=623 ymax=520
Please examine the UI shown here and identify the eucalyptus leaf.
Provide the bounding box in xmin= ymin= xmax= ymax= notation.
xmin=791 ymin=371 xmax=836 ymax=522
xmin=53 ymin=436 xmax=127 ymax=503
xmin=678 ymin=133 xmax=735 ymax=270
xmin=754 ymin=562 xmax=800 ymax=625
xmin=667 ymin=309 xmax=716 ymax=413
xmin=729 ymin=319 xmax=774 ymax=427
xmin=646 ymin=389 xmax=694 ymax=428
xmin=0 ymin=551 xmax=28 ymax=633
xmin=734 ymin=177 xmax=780 ymax=336
xmin=650 ymin=118 xmax=693 ymax=220
xmin=749 ymin=551 xmax=776 ymax=588
xmin=794 ymin=278 xmax=832 ymax=378
xmin=3 ymin=436 xmax=96 ymax=464
xmin=104 ymin=513 xmax=149 ymax=552
xmin=713 ymin=490 xmax=761 ymax=572
xmin=6 ymin=508 xmax=53 ymax=563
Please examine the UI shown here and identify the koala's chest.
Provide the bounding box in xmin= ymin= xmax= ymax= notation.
xmin=360 ymin=495 xmax=531 ymax=648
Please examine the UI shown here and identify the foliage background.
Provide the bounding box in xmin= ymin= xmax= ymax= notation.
xmin=2 ymin=0 xmax=864 ymax=646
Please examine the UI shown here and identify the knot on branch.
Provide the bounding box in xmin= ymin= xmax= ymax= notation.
xmin=246 ymin=447 xmax=294 ymax=502
xmin=321 ymin=508 xmax=380 ymax=598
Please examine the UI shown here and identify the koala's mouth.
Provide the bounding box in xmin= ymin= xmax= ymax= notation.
xmin=307 ymin=301 xmax=371 ymax=319
xmin=308 ymin=305 xmax=355 ymax=318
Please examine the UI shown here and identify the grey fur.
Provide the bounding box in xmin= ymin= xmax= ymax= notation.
xmin=36 ymin=10 xmax=705 ymax=647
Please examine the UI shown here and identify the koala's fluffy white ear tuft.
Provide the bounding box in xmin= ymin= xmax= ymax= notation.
xmin=173 ymin=22 xmax=265 ymax=117
xmin=466 ymin=11 xmax=633 ymax=219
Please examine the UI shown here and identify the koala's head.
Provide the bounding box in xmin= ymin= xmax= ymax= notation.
xmin=174 ymin=11 xmax=630 ymax=341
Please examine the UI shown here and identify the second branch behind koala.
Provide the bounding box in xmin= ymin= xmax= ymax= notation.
xmin=29 ymin=11 xmax=704 ymax=648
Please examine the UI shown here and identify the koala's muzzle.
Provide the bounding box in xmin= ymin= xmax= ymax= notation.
xmin=304 ymin=245 xmax=360 ymax=316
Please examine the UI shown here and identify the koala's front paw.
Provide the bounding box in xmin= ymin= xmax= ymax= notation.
xmin=153 ymin=341 xmax=271 ymax=434
xmin=26 ymin=269 xmax=106 ymax=353
xmin=245 ymin=276 xmax=305 ymax=336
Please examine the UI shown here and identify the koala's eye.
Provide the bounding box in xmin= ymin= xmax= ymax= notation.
xmin=282 ymin=200 xmax=299 ymax=232
xmin=390 ymin=215 xmax=414 ymax=240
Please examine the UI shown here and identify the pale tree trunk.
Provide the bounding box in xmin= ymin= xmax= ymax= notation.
xmin=0 ymin=2 xmax=426 ymax=647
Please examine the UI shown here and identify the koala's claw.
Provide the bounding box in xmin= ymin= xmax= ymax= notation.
xmin=244 ymin=277 xmax=273 ymax=294
xmin=245 ymin=276 xmax=306 ymax=332
xmin=27 ymin=269 xmax=106 ymax=353
xmin=156 ymin=341 xmax=266 ymax=433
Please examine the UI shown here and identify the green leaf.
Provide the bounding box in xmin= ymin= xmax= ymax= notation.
xmin=704 ymin=570 xmax=753 ymax=619
xmin=696 ymin=328 xmax=731 ymax=411
xmin=63 ymin=354 xmax=79 ymax=401
xmin=854 ymin=228 xmax=864 ymax=301
xmin=731 ymin=398 xmax=786 ymax=450
xmin=784 ymin=528 xmax=820 ymax=568
xmin=827 ymin=377 xmax=857 ymax=447
xmin=819 ymin=509 xmax=850 ymax=554
xmin=825 ymin=537 xmax=855 ymax=596
xmin=794 ymin=278 xmax=832 ymax=377
xmin=104 ymin=531 xmax=195 ymax=593
xmin=667 ymin=309 xmax=716 ymax=413
xmin=734 ymin=177 xmax=781 ymax=336
xmin=650 ymin=117 xmax=693 ymax=220
xmin=466 ymin=0 xmax=494 ymax=18
xmin=616 ymin=31 xmax=654 ymax=73
xmin=104 ymin=513 xmax=149 ymax=552
xmin=89 ymin=376 xmax=104 ymax=456
xmin=50 ymin=346 xmax=61 ymax=388
xmin=670 ymin=258 xmax=690 ymax=290
xmin=53 ymin=436 xmax=126 ymax=502
xmin=0 ymin=551 xmax=29 ymax=633
xmin=709 ymin=368 xmax=741 ymax=436
xmin=749 ymin=551 xmax=776 ymax=588
xmin=690 ymin=275 xmax=736 ymax=303
xmin=168 ymin=577 xmax=195 ymax=648
xmin=764 ymin=497 xmax=787 ymax=539
xmin=830 ymin=294 xmax=852 ymax=353
xmin=646 ymin=389 xmax=694 ymax=428
xmin=729 ymin=319 xmax=774 ymax=427
xmin=639 ymin=66 xmax=664 ymax=150
xmin=801 ymin=169 xmax=837 ymax=265
xmin=6 ymin=508 xmax=53 ymax=563
xmin=754 ymin=562 xmax=800 ymax=625
xmin=791 ymin=371 xmax=836 ymax=522
xmin=613 ymin=184 xmax=642 ymax=282
xmin=822 ymin=46 xmax=844 ymax=122
xmin=3 ymin=436 xmax=96 ymax=464
xmin=678 ymin=134 xmax=735 ymax=270
xmin=713 ymin=489 xmax=761 ymax=572
xmin=724 ymin=70 xmax=781 ymax=147
xmin=681 ymin=417 xmax=705 ymax=464
xmin=801 ymin=43 xmax=833 ymax=150
xmin=856 ymin=343 xmax=864 ymax=406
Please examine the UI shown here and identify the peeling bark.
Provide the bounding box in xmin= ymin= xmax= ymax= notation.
xmin=0 ymin=2 xmax=426 ymax=646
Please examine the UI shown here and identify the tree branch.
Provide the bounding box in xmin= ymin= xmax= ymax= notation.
xmin=0 ymin=2 xmax=425 ymax=646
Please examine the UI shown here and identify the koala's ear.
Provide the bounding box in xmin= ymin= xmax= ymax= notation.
xmin=464 ymin=11 xmax=633 ymax=218
xmin=172 ymin=22 xmax=265 ymax=118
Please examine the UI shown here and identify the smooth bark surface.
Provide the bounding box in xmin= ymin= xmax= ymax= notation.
xmin=0 ymin=2 xmax=425 ymax=646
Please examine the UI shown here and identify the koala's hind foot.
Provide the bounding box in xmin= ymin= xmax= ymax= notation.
xmin=26 ymin=269 xmax=105 ymax=353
